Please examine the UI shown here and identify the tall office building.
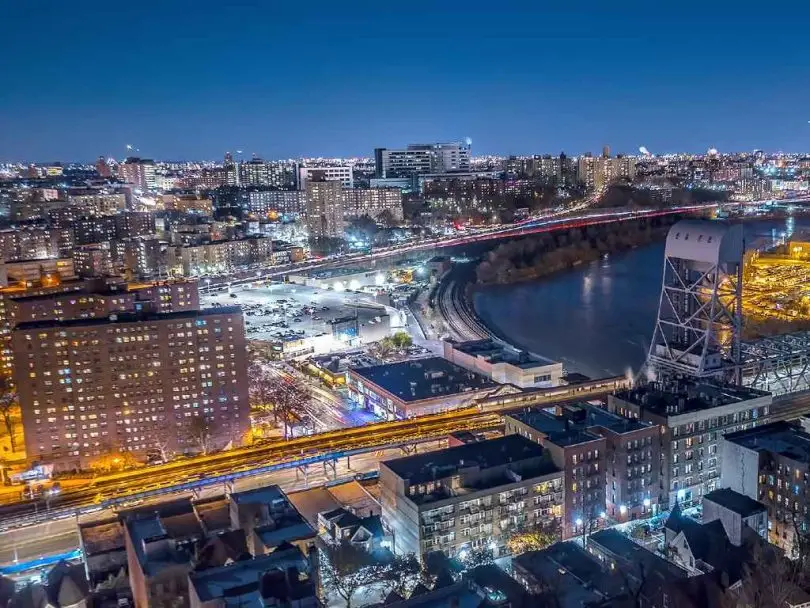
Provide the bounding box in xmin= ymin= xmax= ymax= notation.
xmin=304 ymin=172 xmax=344 ymax=238
xmin=119 ymin=157 xmax=157 ymax=191
xmin=13 ymin=306 xmax=248 ymax=469
xmin=374 ymin=142 xmax=471 ymax=178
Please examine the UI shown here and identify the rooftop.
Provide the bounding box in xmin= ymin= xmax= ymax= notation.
xmin=513 ymin=542 xmax=622 ymax=608
xmin=78 ymin=518 xmax=125 ymax=555
xmin=189 ymin=545 xmax=313 ymax=606
xmin=507 ymin=408 xmax=604 ymax=447
xmin=704 ymin=488 xmax=767 ymax=518
xmin=13 ymin=305 xmax=241 ymax=331
xmin=350 ymin=357 xmax=497 ymax=403
xmin=724 ymin=421 xmax=810 ymax=463
xmin=446 ymin=338 xmax=557 ymax=367
xmin=588 ymin=529 xmax=689 ymax=581
xmin=382 ymin=435 xmax=559 ymax=496
xmin=613 ymin=378 xmax=769 ymax=417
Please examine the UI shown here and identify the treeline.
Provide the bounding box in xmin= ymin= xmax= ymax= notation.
xmin=476 ymin=216 xmax=680 ymax=285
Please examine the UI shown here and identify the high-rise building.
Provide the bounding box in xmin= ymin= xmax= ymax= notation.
xmin=13 ymin=306 xmax=248 ymax=469
xmin=119 ymin=157 xmax=157 ymax=191
xmin=720 ymin=421 xmax=810 ymax=553
xmin=304 ymin=172 xmax=344 ymax=238
xmin=374 ymin=142 xmax=471 ymax=178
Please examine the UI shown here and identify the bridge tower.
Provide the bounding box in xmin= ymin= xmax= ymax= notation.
xmin=646 ymin=219 xmax=744 ymax=382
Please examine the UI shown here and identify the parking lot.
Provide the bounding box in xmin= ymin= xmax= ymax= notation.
xmin=202 ymin=282 xmax=403 ymax=343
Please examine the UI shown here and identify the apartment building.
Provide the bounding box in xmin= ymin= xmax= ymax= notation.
xmin=343 ymin=188 xmax=403 ymax=222
xmin=504 ymin=408 xmax=607 ymax=538
xmin=379 ymin=435 xmax=563 ymax=561
xmin=720 ymin=421 xmax=810 ymax=553
xmin=13 ymin=306 xmax=248 ymax=468
xmin=609 ymin=379 xmax=772 ymax=507
xmin=167 ymin=236 xmax=274 ymax=276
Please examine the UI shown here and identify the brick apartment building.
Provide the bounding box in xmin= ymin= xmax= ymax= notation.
xmin=13 ymin=306 xmax=248 ymax=468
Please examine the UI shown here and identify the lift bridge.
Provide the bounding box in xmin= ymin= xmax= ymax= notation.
xmin=646 ymin=219 xmax=810 ymax=395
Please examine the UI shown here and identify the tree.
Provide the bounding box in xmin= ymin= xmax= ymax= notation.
xmin=390 ymin=331 xmax=413 ymax=349
xmin=506 ymin=523 xmax=560 ymax=556
xmin=320 ymin=540 xmax=418 ymax=608
xmin=377 ymin=210 xmax=398 ymax=229
xmin=736 ymin=540 xmax=795 ymax=608
xmin=187 ymin=416 xmax=216 ymax=455
xmin=0 ymin=378 xmax=18 ymax=453
xmin=345 ymin=215 xmax=378 ymax=245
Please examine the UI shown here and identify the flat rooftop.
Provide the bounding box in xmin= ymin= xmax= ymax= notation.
xmin=382 ymin=434 xmax=558 ymax=488
xmin=724 ymin=421 xmax=810 ymax=463
xmin=447 ymin=338 xmax=557 ymax=367
xmin=574 ymin=403 xmax=653 ymax=435
xmin=508 ymin=409 xmax=603 ymax=447
xmin=350 ymin=356 xmax=497 ymax=402
xmin=704 ymin=488 xmax=766 ymax=518
xmin=614 ymin=379 xmax=769 ymax=417
xmin=588 ymin=529 xmax=689 ymax=580
xmin=13 ymin=305 xmax=241 ymax=331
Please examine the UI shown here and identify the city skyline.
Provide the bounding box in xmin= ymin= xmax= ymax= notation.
xmin=3 ymin=1 xmax=810 ymax=161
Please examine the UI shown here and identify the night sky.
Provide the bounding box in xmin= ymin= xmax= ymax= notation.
xmin=2 ymin=0 xmax=809 ymax=162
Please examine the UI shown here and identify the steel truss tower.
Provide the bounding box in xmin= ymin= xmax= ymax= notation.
xmin=647 ymin=220 xmax=744 ymax=381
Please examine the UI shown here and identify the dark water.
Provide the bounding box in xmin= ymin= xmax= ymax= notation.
xmin=473 ymin=217 xmax=804 ymax=379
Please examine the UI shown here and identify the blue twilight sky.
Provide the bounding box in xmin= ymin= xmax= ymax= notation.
xmin=1 ymin=0 xmax=809 ymax=162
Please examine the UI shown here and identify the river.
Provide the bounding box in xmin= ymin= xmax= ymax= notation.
xmin=473 ymin=216 xmax=805 ymax=379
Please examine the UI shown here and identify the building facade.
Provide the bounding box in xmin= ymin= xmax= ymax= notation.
xmin=720 ymin=421 xmax=810 ymax=553
xmin=380 ymin=435 xmax=563 ymax=561
xmin=609 ymin=380 xmax=772 ymax=507
xmin=13 ymin=306 xmax=248 ymax=468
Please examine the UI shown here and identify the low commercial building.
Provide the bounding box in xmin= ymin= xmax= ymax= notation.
xmin=609 ymin=379 xmax=772 ymax=507
xmin=442 ymin=339 xmax=563 ymax=388
xmin=720 ymin=421 xmax=810 ymax=553
xmin=347 ymin=356 xmax=500 ymax=419
xmin=379 ymin=435 xmax=563 ymax=561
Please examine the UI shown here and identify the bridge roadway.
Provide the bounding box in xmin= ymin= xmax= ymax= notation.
xmin=0 ymin=378 xmax=632 ymax=533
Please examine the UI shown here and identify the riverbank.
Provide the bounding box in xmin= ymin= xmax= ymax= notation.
xmin=476 ymin=214 xmax=682 ymax=286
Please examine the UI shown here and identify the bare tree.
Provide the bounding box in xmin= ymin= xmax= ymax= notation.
xmin=320 ymin=540 xmax=418 ymax=608
xmin=0 ymin=378 xmax=18 ymax=453
xmin=737 ymin=540 xmax=795 ymax=608
xmin=187 ymin=416 xmax=216 ymax=455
